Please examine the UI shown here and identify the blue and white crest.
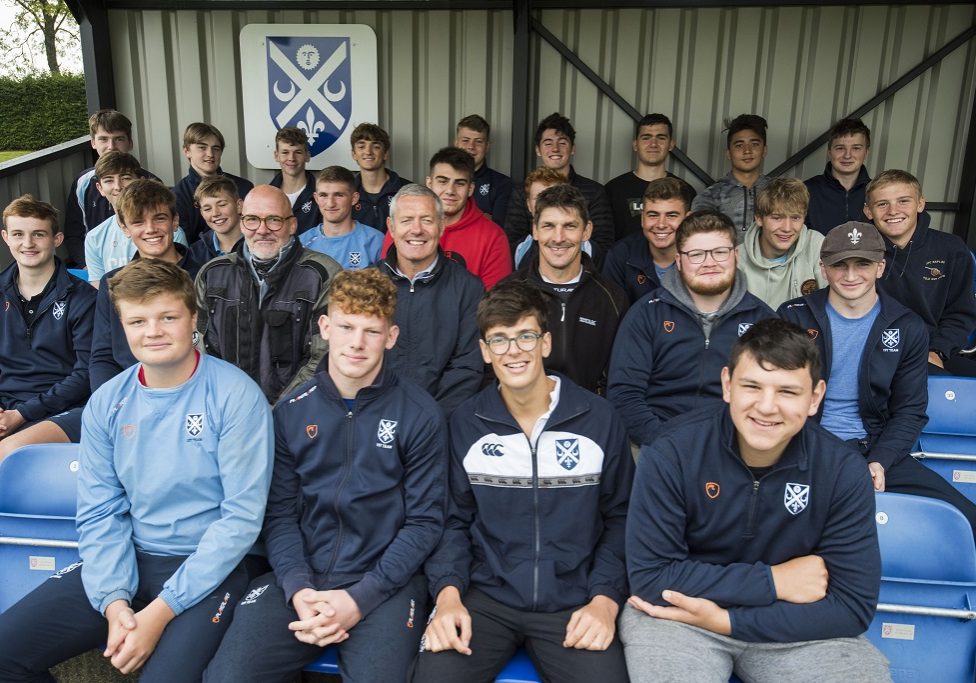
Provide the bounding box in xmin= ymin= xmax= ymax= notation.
xmin=555 ymin=438 xmax=580 ymax=471
xmin=784 ymin=482 xmax=810 ymax=515
xmin=348 ymin=251 xmax=362 ymax=266
xmin=52 ymin=301 xmax=66 ymax=320
xmin=882 ymin=328 xmax=900 ymax=349
xmin=185 ymin=413 xmax=204 ymax=438
xmin=737 ymin=322 xmax=753 ymax=337
xmin=377 ymin=419 xmax=398 ymax=444
xmin=267 ymin=36 xmax=352 ymax=157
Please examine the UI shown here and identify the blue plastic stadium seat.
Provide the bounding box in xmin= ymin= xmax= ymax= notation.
xmin=67 ymin=268 xmax=89 ymax=281
xmin=305 ymin=646 xmax=542 ymax=681
xmin=866 ymin=492 xmax=976 ymax=683
xmin=914 ymin=376 xmax=976 ymax=503
xmin=0 ymin=444 xmax=82 ymax=613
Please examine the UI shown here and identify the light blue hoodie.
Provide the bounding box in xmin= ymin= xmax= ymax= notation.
xmin=77 ymin=354 xmax=273 ymax=615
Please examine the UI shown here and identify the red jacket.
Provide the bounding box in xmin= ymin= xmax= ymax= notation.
xmin=383 ymin=199 xmax=512 ymax=288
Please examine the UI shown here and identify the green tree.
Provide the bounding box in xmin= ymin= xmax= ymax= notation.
xmin=0 ymin=0 xmax=78 ymax=75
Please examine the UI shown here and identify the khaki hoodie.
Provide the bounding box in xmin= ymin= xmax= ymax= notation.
xmin=738 ymin=222 xmax=827 ymax=310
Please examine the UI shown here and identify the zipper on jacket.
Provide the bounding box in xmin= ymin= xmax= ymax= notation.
xmin=323 ymin=410 xmax=355 ymax=579
xmin=526 ymin=435 xmax=541 ymax=611
xmin=745 ymin=479 xmax=761 ymax=537
xmin=560 ymin=302 xmax=566 ymax=323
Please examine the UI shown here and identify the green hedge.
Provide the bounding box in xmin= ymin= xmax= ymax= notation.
xmin=0 ymin=74 xmax=87 ymax=151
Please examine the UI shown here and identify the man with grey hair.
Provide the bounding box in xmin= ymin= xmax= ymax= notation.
xmin=195 ymin=184 xmax=342 ymax=402
xmin=381 ymin=184 xmax=484 ymax=414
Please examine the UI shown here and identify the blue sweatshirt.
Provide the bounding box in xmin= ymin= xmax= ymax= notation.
xmin=77 ymin=354 xmax=273 ymax=615
xmin=778 ymin=287 xmax=929 ymax=470
xmin=607 ymin=270 xmax=776 ymax=446
xmin=627 ymin=408 xmax=880 ymax=643
xmin=426 ymin=375 xmax=634 ymax=612
xmin=266 ymin=366 xmax=447 ymax=617
xmin=0 ymin=259 xmax=96 ymax=421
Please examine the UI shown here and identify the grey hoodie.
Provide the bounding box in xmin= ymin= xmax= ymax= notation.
xmin=691 ymin=172 xmax=771 ymax=239
xmin=738 ymin=222 xmax=827 ymax=309
xmin=661 ymin=266 xmax=749 ymax=344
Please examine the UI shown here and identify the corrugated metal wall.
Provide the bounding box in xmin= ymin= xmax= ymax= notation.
xmin=108 ymin=4 xmax=975 ymax=229
xmin=108 ymin=7 xmax=514 ymax=187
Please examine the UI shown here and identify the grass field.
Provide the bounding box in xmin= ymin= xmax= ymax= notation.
xmin=0 ymin=150 xmax=31 ymax=163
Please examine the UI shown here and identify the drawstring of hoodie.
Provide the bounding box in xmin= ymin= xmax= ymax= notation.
xmin=884 ymin=239 xmax=913 ymax=281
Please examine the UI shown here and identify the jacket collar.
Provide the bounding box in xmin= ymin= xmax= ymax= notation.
xmin=473 ymin=372 xmax=590 ymax=431
xmin=820 ymin=162 xmax=871 ymax=191
xmin=719 ymin=408 xmax=810 ymax=473
xmin=316 ymin=361 xmax=395 ymax=405
xmin=382 ymin=245 xmax=447 ymax=285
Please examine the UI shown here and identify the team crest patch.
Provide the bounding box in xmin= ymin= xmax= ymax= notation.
xmin=185 ymin=413 xmax=204 ymax=438
xmin=806 ymin=329 xmax=819 ymax=339
xmin=122 ymin=423 xmax=136 ymax=439
xmin=705 ymin=482 xmax=720 ymax=499
xmin=784 ymin=483 xmax=810 ymax=515
xmin=555 ymin=438 xmax=580 ymax=471
xmin=241 ymin=584 xmax=269 ymax=605
xmin=348 ymin=251 xmax=362 ymax=266
xmin=479 ymin=183 xmax=490 ymax=197
xmin=882 ymin=328 xmax=900 ymax=349
xmin=637 ymin=274 xmax=647 ymax=285
xmin=377 ymin=419 xmax=397 ymax=445
xmin=306 ymin=424 xmax=318 ymax=439
xmin=267 ymin=36 xmax=352 ymax=157
xmin=663 ymin=320 xmax=675 ymax=333
xmin=738 ymin=323 xmax=753 ymax=337
xmin=52 ymin=301 xmax=66 ymax=320
xmin=800 ymin=279 xmax=818 ymax=296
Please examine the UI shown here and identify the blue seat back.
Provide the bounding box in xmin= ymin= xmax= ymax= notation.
xmin=67 ymin=268 xmax=89 ymax=281
xmin=0 ymin=444 xmax=82 ymax=613
xmin=305 ymin=646 xmax=543 ymax=681
xmin=924 ymin=377 xmax=976 ymax=436
xmin=0 ymin=444 xmax=80 ymax=517
xmin=874 ymin=492 xmax=976 ymax=582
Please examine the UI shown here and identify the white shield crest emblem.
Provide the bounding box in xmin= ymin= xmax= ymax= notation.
xmin=555 ymin=438 xmax=580 ymax=471
xmin=882 ymin=329 xmax=900 ymax=349
xmin=737 ymin=322 xmax=753 ymax=337
xmin=267 ymin=36 xmax=352 ymax=157
xmin=479 ymin=183 xmax=490 ymax=197
xmin=377 ymin=419 xmax=397 ymax=444
xmin=52 ymin=301 xmax=66 ymax=320
xmin=349 ymin=251 xmax=362 ymax=266
xmin=185 ymin=413 xmax=204 ymax=438
xmin=784 ymin=482 xmax=810 ymax=515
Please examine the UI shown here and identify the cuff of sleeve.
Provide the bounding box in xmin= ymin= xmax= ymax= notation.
xmin=345 ymin=574 xmax=387 ymax=618
xmin=589 ymin=584 xmax=626 ymax=606
xmin=157 ymin=587 xmax=186 ymax=616
xmin=867 ymin=447 xmax=903 ymax=471
xmin=281 ymin=572 xmax=315 ymax=605
xmin=762 ymin=564 xmax=777 ymax=603
xmin=430 ymin=577 xmax=466 ymax=602
xmin=15 ymin=402 xmax=41 ymax=422
xmin=98 ymin=590 xmax=133 ymax=616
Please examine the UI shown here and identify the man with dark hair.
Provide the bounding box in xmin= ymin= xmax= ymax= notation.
xmin=607 ymin=210 xmax=776 ymax=447
xmin=269 ymin=127 xmax=320 ymax=234
xmin=63 ymin=109 xmax=160 ymax=267
xmin=380 ymin=184 xmax=484 ymax=415
xmin=301 ymin=166 xmax=383 ymax=269
xmin=692 ymin=114 xmax=772 ymax=240
xmin=204 ymin=267 xmax=447 ymax=683
xmin=0 ymin=258 xmax=273 ymax=682
xmin=622 ymin=318 xmax=889 ymax=682
xmin=604 ymin=113 xmax=696 ymax=241
xmin=864 ymin=169 xmax=976 ymax=376
xmin=195 ymin=185 xmax=342 ymax=402
xmin=502 ymin=184 xmax=627 ymax=394
xmin=455 ymin=114 xmax=513 ymax=224
xmin=804 ymin=118 xmax=872 ymax=234
xmin=1 ymin=181 xmax=205 ymax=458
xmin=503 ymin=113 xmax=615 ymax=262
xmin=350 ymin=122 xmax=411 ymax=232
xmin=381 ymin=147 xmax=511 ymax=288
xmin=602 ymin=177 xmax=692 ymax=304
xmin=512 ymin=167 xmax=574 ymax=268
xmin=0 ymin=195 xmax=95 ymax=456
xmin=412 ymin=280 xmax=633 ymax=683
xmin=174 ymin=122 xmax=254 ymax=243
xmin=780 ymin=221 xmax=976 ymax=536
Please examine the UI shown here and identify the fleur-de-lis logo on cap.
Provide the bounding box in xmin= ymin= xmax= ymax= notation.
xmin=848 ymin=227 xmax=862 ymax=245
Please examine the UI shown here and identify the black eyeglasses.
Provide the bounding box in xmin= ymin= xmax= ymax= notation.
xmin=678 ymin=246 xmax=734 ymax=264
xmin=484 ymin=331 xmax=544 ymax=355
xmin=240 ymin=215 xmax=294 ymax=232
